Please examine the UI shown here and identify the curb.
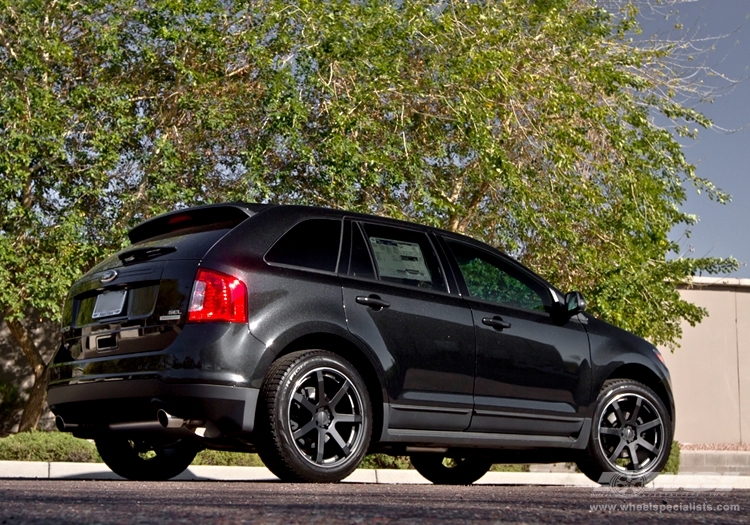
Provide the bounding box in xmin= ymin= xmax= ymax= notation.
xmin=1 ymin=461 xmax=749 ymax=488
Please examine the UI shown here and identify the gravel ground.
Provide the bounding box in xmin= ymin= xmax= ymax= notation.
xmin=0 ymin=480 xmax=747 ymax=524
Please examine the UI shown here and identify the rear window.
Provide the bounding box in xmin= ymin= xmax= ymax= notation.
xmin=128 ymin=206 xmax=252 ymax=244
xmin=88 ymin=228 xmax=235 ymax=273
xmin=265 ymin=219 xmax=343 ymax=272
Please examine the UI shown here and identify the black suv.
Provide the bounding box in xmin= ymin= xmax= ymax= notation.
xmin=48 ymin=203 xmax=674 ymax=484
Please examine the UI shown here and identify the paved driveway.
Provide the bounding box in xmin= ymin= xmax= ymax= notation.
xmin=0 ymin=480 xmax=747 ymax=524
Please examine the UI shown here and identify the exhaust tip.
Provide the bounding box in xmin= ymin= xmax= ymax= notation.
xmin=55 ymin=415 xmax=78 ymax=432
xmin=157 ymin=409 xmax=185 ymax=429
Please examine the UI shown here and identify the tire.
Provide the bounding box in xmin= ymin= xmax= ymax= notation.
xmin=410 ymin=455 xmax=492 ymax=485
xmin=577 ymin=379 xmax=672 ymax=485
xmin=255 ymin=350 xmax=373 ymax=483
xmin=95 ymin=437 xmax=199 ymax=481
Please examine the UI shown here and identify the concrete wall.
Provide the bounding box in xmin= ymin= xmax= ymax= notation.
xmin=660 ymin=277 xmax=750 ymax=445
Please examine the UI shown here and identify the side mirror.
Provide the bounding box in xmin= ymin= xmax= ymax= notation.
xmin=564 ymin=291 xmax=586 ymax=316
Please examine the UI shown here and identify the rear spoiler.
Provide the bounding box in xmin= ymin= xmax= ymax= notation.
xmin=128 ymin=203 xmax=271 ymax=244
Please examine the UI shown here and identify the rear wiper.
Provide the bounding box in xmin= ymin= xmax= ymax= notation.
xmin=118 ymin=247 xmax=176 ymax=265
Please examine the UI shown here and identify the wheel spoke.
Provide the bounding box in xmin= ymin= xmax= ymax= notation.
xmin=599 ymin=427 xmax=620 ymax=436
xmin=327 ymin=427 xmax=351 ymax=457
xmin=608 ymin=438 xmax=627 ymax=463
xmin=628 ymin=443 xmax=641 ymax=470
xmin=329 ymin=379 xmax=351 ymax=409
xmin=630 ymin=397 xmax=642 ymax=425
xmin=292 ymin=419 xmax=317 ymax=440
xmin=636 ymin=439 xmax=658 ymax=454
xmin=315 ymin=428 xmax=326 ymax=463
xmin=293 ymin=392 xmax=317 ymax=415
xmin=334 ymin=413 xmax=362 ymax=424
xmin=316 ymin=370 xmax=326 ymax=407
xmin=612 ymin=400 xmax=626 ymax=426
xmin=637 ymin=419 xmax=662 ymax=432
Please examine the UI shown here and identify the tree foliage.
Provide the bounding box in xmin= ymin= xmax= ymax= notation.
xmin=0 ymin=0 xmax=737 ymax=428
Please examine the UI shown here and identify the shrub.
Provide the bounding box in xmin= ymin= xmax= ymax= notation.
xmin=0 ymin=431 xmax=101 ymax=462
xmin=191 ymin=450 xmax=264 ymax=466
xmin=359 ymin=454 xmax=412 ymax=469
xmin=663 ymin=441 xmax=680 ymax=474
xmin=490 ymin=464 xmax=530 ymax=472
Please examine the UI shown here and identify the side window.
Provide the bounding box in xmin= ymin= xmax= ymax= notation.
xmin=446 ymin=240 xmax=547 ymax=311
xmin=348 ymin=224 xmax=376 ymax=279
xmin=265 ymin=218 xmax=342 ymax=272
xmin=360 ymin=223 xmax=446 ymax=292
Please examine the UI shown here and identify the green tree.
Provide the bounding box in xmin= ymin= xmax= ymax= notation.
xmin=0 ymin=0 xmax=274 ymax=429
xmin=0 ymin=0 xmax=737 ymax=429
xmin=0 ymin=0 xmax=115 ymax=431
xmin=215 ymin=0 xmax=736 ymax=344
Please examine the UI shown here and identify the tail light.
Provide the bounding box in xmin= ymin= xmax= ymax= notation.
xmin=187 ymin=268 xmax=247 ymax=323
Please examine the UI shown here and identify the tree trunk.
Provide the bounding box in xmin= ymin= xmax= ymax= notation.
xmin=3 ymin=309 xmax=50 ymax=432
xmin=18 ymin=365 xmax=49 ymax=431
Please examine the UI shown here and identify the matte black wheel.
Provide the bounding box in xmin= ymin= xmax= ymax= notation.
xmin=410 ymin=455 xmax=492 ymax=485
xmin=577 ymin=379 xmax=672 ymax=484
xmin=95 ymin=437 xmax=199 ymax=481
xmin=256 ymin=350 xmax=372 ymax=483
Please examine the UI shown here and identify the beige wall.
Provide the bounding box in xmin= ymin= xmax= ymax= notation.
xmin=737 ymin=290 xmax=750 ymax=443
xmin=660 ymin=277 xmax=750 ymax=445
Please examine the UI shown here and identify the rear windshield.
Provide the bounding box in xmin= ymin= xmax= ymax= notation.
xmin=128 ymin=206 xmax=252 ymax=244
xmin=89 ymin=228 xmax=235 ymax=273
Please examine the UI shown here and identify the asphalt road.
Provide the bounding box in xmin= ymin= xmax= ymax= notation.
xmin=0 ymin=480 xmax=747 ymax=524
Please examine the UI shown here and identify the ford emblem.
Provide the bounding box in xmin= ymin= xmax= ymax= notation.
xmin=101 ymin=270 xmax=118 ymax=283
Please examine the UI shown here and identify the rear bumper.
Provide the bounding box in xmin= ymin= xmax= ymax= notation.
xmin=47 ymin=322 xmax=266 ymax=437
xmin=51 ymin=323 xmax=266 ymax=387
xmin=47 ymin=379 xmax=259 ymax=436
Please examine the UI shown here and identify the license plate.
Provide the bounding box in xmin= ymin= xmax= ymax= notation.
xmin=92 ymin=290 xmax=127 ymax=319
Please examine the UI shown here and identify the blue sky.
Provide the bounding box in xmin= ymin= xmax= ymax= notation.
xmin=640 ymin=1 xmax=750 ymax=277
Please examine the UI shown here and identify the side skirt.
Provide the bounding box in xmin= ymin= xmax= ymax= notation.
xmin=378 ymin=403 xmax=592 ymax=451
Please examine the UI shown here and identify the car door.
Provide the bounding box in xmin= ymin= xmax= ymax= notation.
xmin=340 ymin=220 xmax=476 ymax=431
xmin=442 ymin=237 xmax=592 ymax=436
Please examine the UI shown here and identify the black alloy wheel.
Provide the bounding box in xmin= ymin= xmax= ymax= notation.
xmin=578 ymin=379 xmax=672 ymax=484
xmin=256 ymin=350 xmax=372 ymax=483
xmin=95 ymin=437 xmax=199 ymax=481
xmin=410 ymin=455 xmax=492 ymax=485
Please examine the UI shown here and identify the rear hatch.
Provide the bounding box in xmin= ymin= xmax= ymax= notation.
xmin=59 ymin=204 xmax=258 ymax=360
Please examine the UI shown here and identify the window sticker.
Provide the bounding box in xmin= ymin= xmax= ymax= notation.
xmin=368 ymin=237 xmax=432 ymax=282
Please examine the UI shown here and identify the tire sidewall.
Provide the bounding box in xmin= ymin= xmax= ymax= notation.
xmin=588 ymin=381 xmax=672 ymax=482
xmin=271 ymin=352 xmax=372 ymax=481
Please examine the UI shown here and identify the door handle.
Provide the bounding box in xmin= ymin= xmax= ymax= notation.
xmin=482 ymin=316 xmax=511 ymax=331
xmin=355 ymin=295 xmax=390 ymax=310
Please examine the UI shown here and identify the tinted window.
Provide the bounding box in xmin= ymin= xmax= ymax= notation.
xmin=266 ymin=219 xmax=342 ymax=272
xmin=348 ymin=224 xmax=376 ymax=279
xmin=446 ymin=240 xmax=546 ymax=311
xmin=361 ymin=223 xmax=446 ymax=292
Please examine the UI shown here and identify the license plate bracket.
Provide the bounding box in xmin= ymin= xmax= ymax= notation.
xmin=92 ymin=290 xmax=127 ymax=319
